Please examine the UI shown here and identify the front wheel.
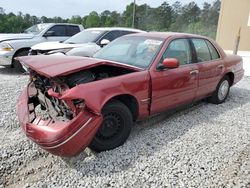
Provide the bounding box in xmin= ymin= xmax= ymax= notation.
xmin=208 ymin=76 xmax=230 ymax=104
xmin=12 ymin=50 xmax=29 ymax=73
xmin=89 ymin=100 xmax=133 ymax=152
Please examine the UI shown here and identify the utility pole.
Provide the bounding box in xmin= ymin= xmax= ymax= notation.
xmin=132 ymin=0 xmax=136 ymax=28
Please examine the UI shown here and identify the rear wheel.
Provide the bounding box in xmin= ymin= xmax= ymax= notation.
xmin=12 ymin=50 xmax=29 ymax=72
xmin=89 ymin=100 xmax=133 ymax=152
xmin=208 ymin=76 xmax=230 ymax=104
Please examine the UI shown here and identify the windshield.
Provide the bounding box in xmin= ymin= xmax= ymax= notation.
xmin=24 ymin=24 xmax=48 ymax=35
xmin=64 ymin=29 xmax=106 ymax=44
xmin=94 ymin=36 xmax=164 ymax=69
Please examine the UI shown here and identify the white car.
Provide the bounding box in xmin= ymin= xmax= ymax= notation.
xmin=0 ymin=23 xmax=83 ymax=71
xmin=30 ymin=27 xmax=146 ymax=57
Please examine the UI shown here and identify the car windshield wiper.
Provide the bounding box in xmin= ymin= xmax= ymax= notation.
xmin=65 ymin=42 xmax=76 ymax=44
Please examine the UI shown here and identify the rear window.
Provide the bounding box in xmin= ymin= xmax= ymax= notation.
xmin=67 ymin=26 xmax=80 ymax=36
xmin=64 ymin=29 xmax=106 ymax=44
xmin=206 ymin=40 xmax=220 ymax=60
xmin=192 ymin=38 xmax=220 ymax=62
xmin=192 ymin=39 xmax=211 ymax=62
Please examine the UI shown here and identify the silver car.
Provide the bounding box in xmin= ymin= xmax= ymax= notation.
xmin=30 ymin=27 xmax=146 ymax=57
xmin=0 ymin=23 xmax=83 ymax=71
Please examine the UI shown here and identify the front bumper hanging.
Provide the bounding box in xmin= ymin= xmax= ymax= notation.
xmin=17 ymin=86 xmax=103 ymax=157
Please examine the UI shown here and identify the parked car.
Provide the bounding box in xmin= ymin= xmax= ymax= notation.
xmin=17 ymin=32 xmax=244 ymax=157
xmin=29 ymin=27 xmax=145 ymax=57
xmin=0 ymin=23 xmax=83 ymax=71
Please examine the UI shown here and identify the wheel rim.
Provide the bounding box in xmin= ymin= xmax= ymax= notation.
xmin=218 ymin=80 xmax=229 ymax=101
xmin=96 ymin=112 xmax=124 ymax=141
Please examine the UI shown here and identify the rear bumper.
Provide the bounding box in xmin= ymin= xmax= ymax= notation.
xmin=17 ymin=87 xmax=103 ymax=157
xmin=234 ymin=69 xmax=244 ymax=85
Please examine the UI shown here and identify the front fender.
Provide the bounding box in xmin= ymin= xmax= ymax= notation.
xmin=59 ymin=71 xmax=150 ymax=116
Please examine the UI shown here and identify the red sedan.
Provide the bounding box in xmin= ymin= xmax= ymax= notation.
xmin=17 ymin=32 xmax=244 ymax=157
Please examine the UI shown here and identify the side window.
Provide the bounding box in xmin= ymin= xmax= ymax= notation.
xmin=192 ymin=39 xmax=211 ymax=62
xmin=102 ymin=31 xmax=120 ymax=41
xmin=48 ymin=25 xmax=66 ymax=36
xmin=66 ymin=26 xmax=80 ymax=36
xmin=120 ymin=31 xmax=135 ymax=36
xmin=206 ymin=40 xmax=220 ymax=60
xmin=161 ymin=39 xmax=192 ymax=66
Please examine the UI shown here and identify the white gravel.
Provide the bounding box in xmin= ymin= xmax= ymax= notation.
xmin=0 ymin=66 xmax=250 ymax=187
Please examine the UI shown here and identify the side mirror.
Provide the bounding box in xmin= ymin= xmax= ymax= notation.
xmin=43 ymin=30 xmax=55 ymax=37
xmin=100 ymin=39 xmax=110 ymax=47
xmin=161 ymin=58 xmax=179 ymax=69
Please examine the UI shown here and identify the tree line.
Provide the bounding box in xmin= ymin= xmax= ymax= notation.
xmin=0 ymin=0 xmax=220 ymax=38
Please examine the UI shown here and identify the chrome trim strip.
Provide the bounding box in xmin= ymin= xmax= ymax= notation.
xmin=141 ymin=98 xmax=151 ymax=102
xmin=42 ymin=117 xmax=93 ymax=149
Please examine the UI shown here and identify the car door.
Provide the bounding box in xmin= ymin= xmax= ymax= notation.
xmin=150 ymin=38 xmax=199 ymax=114
xmin=44 ymin=25 xmax=69 ymax=42
xmin=98 ymin=30 xmax=120 ymax=44
xmin=191 ymin=38 xmax=224 ymax=99
xmin=66 ymin=25 xmax=80 ymax=37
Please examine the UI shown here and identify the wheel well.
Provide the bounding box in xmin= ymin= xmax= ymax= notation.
xmin=12 ymin=48 xmax=30 ymax=64
xmin=106 ymin=95 xmax=139 ymax=121
xmin=225 ymin=72 xmax=234 ymax=86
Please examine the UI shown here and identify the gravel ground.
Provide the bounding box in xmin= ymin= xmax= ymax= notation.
xmin=0 ymin=66 xmax=250 ymax=187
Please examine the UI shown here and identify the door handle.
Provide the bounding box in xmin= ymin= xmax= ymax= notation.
xmin=218 ymin=65 xmax=224 ymax=69
xmin=190 ymin=70 xmax=199 ymax=76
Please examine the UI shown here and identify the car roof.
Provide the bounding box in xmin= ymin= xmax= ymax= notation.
xmin=127 ymin=32 xmax=209 ymax=40
xmin=37 ymin=23 xmax=82 ymax=27
xmin=85 ymin=27 xmax=145 ymax=33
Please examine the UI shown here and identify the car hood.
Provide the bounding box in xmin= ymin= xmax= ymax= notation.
xmin=66 ymin=43 xmax=101 ymax=57
xmin=0 ymin=33 xmax=34 ymax=42
xmin=17 ymin=55 xmax=142 ymax=78
xmin=31 ymin=41 xmax=93 ymax=51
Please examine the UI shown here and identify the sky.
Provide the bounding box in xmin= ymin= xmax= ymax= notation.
xmin=0 ymin=0 xmax=214 ymax=19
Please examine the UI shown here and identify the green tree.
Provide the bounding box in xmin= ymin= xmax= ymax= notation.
xmin=85 ymin=11 xmax=100 ymax=28
xmin=100 ymin=10 xmax=111 ymax=26
xmin=0 ymin=1 xmax=221 ymax=38
xmin=0 ymin=7 xmax=4 ymax=14
xmin=157 ymin=2 xmax=174 ymax=30
xmin=123 ymin=3 xmax=135 ymax=27
xmin=68 ymin=15 xmax=82 ymax=24
xmin=82 ymin=15 xmax=88 ymax=27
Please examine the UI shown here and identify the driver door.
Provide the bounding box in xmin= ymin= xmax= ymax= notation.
xmin=150 ymin=38 xmax=199 ymax=114
xmin=44 ymin=25 xmax=69 ymax=42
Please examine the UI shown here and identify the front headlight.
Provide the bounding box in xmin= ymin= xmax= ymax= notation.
xmin=0 ymin=43 xmax=14 ymax=52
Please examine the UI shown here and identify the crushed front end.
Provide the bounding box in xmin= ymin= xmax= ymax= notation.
xmin=17 ymin=70 xmax=103 ymax=157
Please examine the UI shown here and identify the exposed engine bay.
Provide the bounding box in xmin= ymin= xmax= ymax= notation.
xmin=29 ymin=65 xmax=135 ymax=122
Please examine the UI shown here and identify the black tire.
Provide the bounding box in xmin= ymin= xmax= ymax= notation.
xmin=12 ymin=50 xmax=29 ymax=73
xmin=89 ymin=100 xmax=133 ymax=152
xmin=208 ymin=76 xmax=230 ymax=104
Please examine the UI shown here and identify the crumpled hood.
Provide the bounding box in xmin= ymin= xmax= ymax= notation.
xmin=17 ymin=55 xmax=141 ymax=78
xmin=31 ymin=41 xmax=95 ymax=51
xmin=0 ymin=33 xmax=34 ymax=42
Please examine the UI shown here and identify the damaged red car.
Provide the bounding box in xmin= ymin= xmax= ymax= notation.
xmin=17 ymin=32 xmax=244 ymax=157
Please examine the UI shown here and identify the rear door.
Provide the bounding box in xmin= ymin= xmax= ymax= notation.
xmin=150 ymin=38 xmax=199 ymax=114
xmin=66 ymin=25 xmax=81 ymax=36
xmin=190 ymin=38 xmax=224 ymax=99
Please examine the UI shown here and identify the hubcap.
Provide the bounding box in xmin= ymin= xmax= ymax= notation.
xmin=218 ymin=80 xmax=229 ymax=101
xmin=96 ymin=112 xmax=123 ymax=140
